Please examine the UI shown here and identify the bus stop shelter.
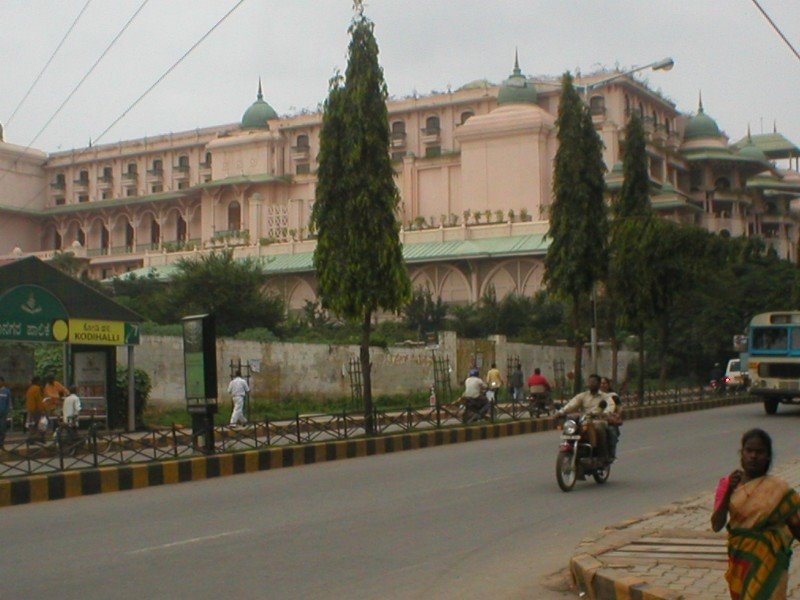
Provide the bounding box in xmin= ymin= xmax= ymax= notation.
xmin=0 ymin=257 xmax=143 ymax=431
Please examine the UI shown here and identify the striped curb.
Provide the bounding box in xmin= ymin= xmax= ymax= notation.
xmin=0 ymin=394 xmax=755 ymax=508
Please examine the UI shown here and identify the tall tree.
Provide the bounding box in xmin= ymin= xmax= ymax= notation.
xmin=608 ymin=112 xmax=653 ymax=396
xmin=545 ymin=72 xmax=608 ymax=393
xmin=312 ymin=2 xmax=411 ymax=434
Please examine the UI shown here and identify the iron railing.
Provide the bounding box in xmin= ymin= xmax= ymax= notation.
xmin=0 ymin=386 xmax=749 ymax=478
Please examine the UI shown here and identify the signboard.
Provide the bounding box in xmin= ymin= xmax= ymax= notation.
xmin=68 ymin=319 xmax=140 ymax=346
xmin=182 ymin=314 xmax=217 ymax=402
xmin=73 ymin=351 xmax=107 ymax=414
xmin=0 ymin=285 xmax=68 ymax=342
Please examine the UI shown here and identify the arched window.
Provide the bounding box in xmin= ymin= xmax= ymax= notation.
xmin=203 ymin=152 xmax=212 ymax=166
xmin=152 ymin=159 xmax=163 ymax=173
xmin=101 ymin=226 xmax=110 ymax=250
xmin=460 ymin=111 xmax=474 ymax=124
xmin=228 ymin=201 xmax=241 ymax=231
xmin=127 ymin=162 xmax=137 ymax=175
xmin=296 ymin=134 xmax=309 ymax=149
xmin=77 ymin=229 xmax=86 ymax=246
xmin=392 ymin=121 xmax=406 ymax=134
xmin=589 ymin=96 xmax=605 ymax=116
xmin=424 ymin=115 xmax=440 ymax=133
xmin=55 ymin=232 xmax=62 ymax=250
xmin=177 ymin=216 xmax=187 ymax=242
xmin=150 ymin=220 xmax=160 ymax=244
xmin=125 ymin=222 xmax=134 ymax=248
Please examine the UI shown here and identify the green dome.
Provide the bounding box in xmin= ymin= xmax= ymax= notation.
xmin=684 ymin=96 xmax=721 ymax=141
xmin=497 ymin=53 xmax=537 ymax=106
xmin=241 ymin=80 xmax=277 ymax=129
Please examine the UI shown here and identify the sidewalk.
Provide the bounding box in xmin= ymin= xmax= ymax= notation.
xmin=570 ymin=458 xmax=800 ymax=599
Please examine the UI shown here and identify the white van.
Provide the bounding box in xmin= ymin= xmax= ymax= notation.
xmin=725 ymin=358 xmax=747 ymax=390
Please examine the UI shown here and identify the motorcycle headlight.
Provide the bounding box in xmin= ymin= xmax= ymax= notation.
xmin=563 ymin=420 xmax=578 ymax=435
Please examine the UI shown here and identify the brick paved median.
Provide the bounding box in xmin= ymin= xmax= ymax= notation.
xmin=570 ymin=458 xmax=800 ymax=599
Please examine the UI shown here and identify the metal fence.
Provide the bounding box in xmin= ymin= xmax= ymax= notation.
xmin=0 ymin=386 xmax=748 ymax=478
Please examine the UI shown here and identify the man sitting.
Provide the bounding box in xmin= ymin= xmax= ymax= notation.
xmin=462 ymin=368 xmax=490 ymax=421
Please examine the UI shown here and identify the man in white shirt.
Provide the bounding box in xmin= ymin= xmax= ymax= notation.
xmin=61 ymin=386 xmax=82 ymax=444
xmin=227 ymin=370 xmax=250 ymax=426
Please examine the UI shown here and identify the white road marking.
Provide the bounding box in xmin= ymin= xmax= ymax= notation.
xmin=127 ymin=529 xmax=249 ymax=555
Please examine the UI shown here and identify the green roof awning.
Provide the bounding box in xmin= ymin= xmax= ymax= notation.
xmin=732 ymin=133 xmax=800 ymax=159
xmin=111 ymin=234 xmax=551 ymax=281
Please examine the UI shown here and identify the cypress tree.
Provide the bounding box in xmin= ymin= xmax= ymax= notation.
xmin=545 ymin=72 xmax=608 ymax=392
xmin=312 ymin=3 xmax=410 ymax=434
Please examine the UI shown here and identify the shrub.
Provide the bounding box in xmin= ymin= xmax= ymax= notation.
xmin=113 ymin=366 xmax=152 ymax=429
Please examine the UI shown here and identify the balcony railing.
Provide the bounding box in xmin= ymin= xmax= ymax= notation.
xmin=50 ymin=182 xmax=65 ymax=190
xmin=73 ymin=178 xmax=89 ymax=187
xmin=87 ymin=248 xmax=107 ymax=257
xmin=136 ymin=242 xmax=159 ymax=252
xmin=421 ymin=127 xmax=441 ymax=144
xmin=146 ymin=168 xmax=164 ymax=177
xmin=110 ymin=245 xmax=134 ymax=255
xmin=391 ymin=131 xmax=407 ymax=148
xmin=173 ymin=164 xmax=190 ymax=172
xmin=122 ymin=172 xmax=138 ymax=181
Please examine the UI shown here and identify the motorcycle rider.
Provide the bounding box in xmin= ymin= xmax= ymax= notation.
xmin=463 ymin=368 xmax=490 ymax=421
xmin=557 ymin=374 xmax=613 ymax=462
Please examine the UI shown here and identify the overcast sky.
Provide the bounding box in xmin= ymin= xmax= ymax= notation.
xmin=1 ymin=1 xmax=798 ymax=156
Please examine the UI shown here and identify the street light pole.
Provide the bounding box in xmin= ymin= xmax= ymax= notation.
xmin=582 ymin=57 xmax=674 ymax=376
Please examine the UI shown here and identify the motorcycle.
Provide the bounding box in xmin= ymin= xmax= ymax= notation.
xmin=555 ymin=412 xmax=612 ymax=492
xmin=461 ymin=395 xmax=492 ymax=424
xmin=526 ymin=386 xmax=562 ymax=418
xmin=710 ymin=378 xmax=726 ymax=394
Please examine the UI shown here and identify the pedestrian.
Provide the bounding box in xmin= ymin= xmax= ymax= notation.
xmin=509 ymin=363 xmax=525 ymax=402
xmin=227 ymin=370 xmax=250 ymax=426
xmin=61 ymin=385 xmax=82 ymax=445
xmin=485 ymin=362 xmax=503 ymax=403
xmin=0 ymin=376 xmax=11 ymax=448
xmin=711 ymin=428 xmax=800 ymax=599
xmin=43 ymin=374 xmax=68 ymax=420
xmin=25 ymin=376 xmax=45 ymax=440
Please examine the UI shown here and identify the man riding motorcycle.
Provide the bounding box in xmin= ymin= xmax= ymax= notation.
xmin=462 ymin=368 xmax=491 ymax=423
xmin=557 ymin=374 xmax=614 ymax=462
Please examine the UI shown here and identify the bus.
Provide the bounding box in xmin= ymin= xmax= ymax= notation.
xmin=747 ymin=311 xmax=800 ymax=414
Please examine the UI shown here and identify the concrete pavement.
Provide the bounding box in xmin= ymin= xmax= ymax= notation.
xmin=570 ymin=457 xmax=800 ymax=599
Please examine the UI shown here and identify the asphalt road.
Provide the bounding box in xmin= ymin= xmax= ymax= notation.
xmin=3 ymin=402 xmax=800 ymax=600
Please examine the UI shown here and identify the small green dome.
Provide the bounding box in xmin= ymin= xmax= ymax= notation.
xmin=497 ymin=53 xmax=537 ymax=106
xmin=684 ymin=95 xmax=721 ymax=141
xmin=241 ymin=80 xmax=277 ymax=129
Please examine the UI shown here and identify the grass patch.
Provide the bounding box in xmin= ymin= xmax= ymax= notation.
xmin=143 ymin=391 xmax=435 ymax=428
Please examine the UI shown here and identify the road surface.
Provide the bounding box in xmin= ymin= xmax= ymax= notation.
xmin=3 ymin=402 xmax=799 ymax=599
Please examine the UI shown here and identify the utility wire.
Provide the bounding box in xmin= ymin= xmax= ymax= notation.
xmin=750 ymin=0 xmax=800 ymax=63
xmin=91 ymin=0 xmax=247 ymax=146
xmin=0 ymin=1 xmax=149 ymax=189
xmin=26 ymin=0 xmax=150 ymax=150
xmin=5 ymin=0 xmax=92 ymax=127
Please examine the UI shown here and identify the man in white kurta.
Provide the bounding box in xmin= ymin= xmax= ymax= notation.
xmin=227 ymin=371 xmax=250 ymax=426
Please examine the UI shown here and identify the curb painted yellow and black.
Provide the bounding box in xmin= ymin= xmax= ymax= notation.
xmin=0 ymin=394 xmax=755 ymax=508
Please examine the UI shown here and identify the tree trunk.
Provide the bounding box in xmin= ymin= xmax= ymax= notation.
xmin=637 ymin=326 xmax=645 ymax=403
xmin=572 ymin=295 xmax=583 ymax=395
xmin=361 ymin=311 xmax=373 ymax=436
xmin=657 ymin=314 xmax=670 ymax=386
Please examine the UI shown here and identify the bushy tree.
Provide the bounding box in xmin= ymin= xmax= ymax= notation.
xmin=168 ymin=251 xmax=284 ymax=336
xmin=312 ymin=3 xmax=411 ymax=433
xmin=403 ymin=288 xmax=447 ymax=337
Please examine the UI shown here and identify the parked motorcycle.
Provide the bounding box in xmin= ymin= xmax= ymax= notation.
xmin=555 ymin=412 xmax=612 ymax=492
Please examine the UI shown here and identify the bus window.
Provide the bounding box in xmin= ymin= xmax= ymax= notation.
xmin=792 ymin=328 xmax=800 ymax=350
xmin=752 ymin=327 xmax=788 ymax=351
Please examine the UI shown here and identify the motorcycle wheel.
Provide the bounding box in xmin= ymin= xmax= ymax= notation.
xmin=593 ymin=464 xmax=611 ymax=484
xmin=556 ymin=451 xmax=576 ymax=492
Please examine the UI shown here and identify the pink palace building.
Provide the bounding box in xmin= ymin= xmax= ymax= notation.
xmin=1 ymin=57 xmax=799 ymax=311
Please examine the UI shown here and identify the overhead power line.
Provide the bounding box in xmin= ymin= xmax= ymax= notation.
xmin=26 ymin=0 xmax=151 ymax=151
xmin=751 ymin=0 xmax=800 ymax=64
xmin=91 ymin=0 xmax=247 ymax=146
xmin=5 ymin=0 xmax=92 ymax=127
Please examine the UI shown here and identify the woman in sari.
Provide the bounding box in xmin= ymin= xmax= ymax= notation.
xmin=711 ymin=428 xmax=800 ymax=599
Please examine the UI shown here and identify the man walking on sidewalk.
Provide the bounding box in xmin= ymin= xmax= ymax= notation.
xmin=227 ymin=370 xmax=250 ymax=427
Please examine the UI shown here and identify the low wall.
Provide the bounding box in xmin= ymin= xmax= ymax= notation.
xmin=122 ymin=332 xmax=635 ymax=406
